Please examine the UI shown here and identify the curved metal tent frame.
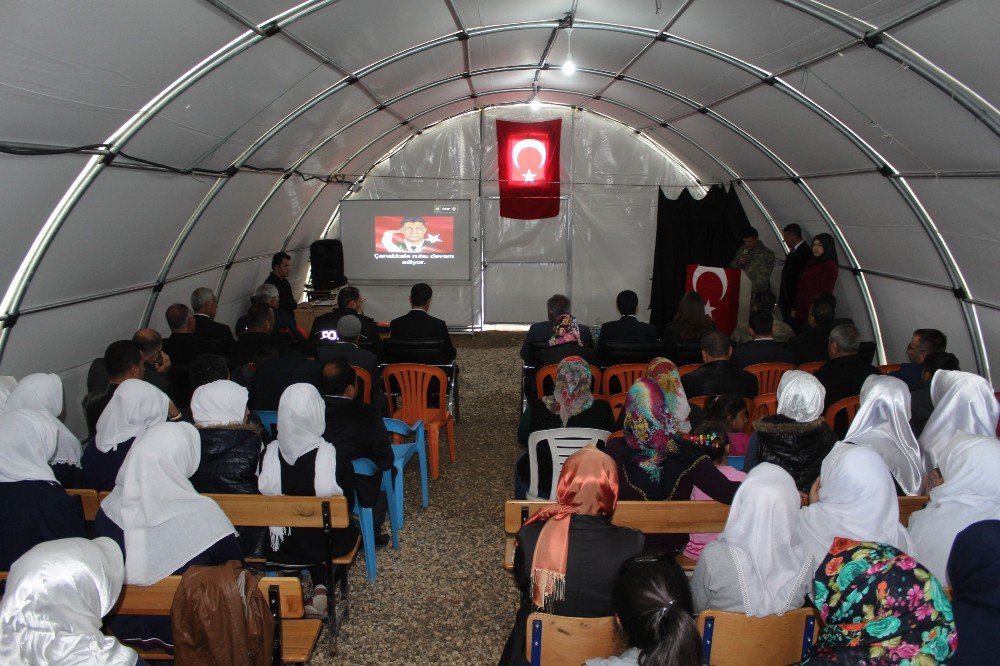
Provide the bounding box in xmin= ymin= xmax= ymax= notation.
xmin=0 ymin=1 xmax=995 ymax=380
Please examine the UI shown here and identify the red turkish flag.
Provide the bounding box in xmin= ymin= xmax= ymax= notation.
xmin=685 ymin=265 xmax=743 ymax=335
xmin=496 ymin=119 xmax=561 ymax=219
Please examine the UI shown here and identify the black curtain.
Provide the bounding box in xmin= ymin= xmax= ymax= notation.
xmin=648 ymin=184 xmax=751 ymax=333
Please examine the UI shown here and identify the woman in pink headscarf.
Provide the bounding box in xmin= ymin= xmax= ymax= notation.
xmin=536 ymin=314 xmax=598 ymax=367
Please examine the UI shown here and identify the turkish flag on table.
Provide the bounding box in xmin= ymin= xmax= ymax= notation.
xmin=685 ymin=265 xmax=748 ymax=335
xmin=496 ymin=118 xmax=561 ymax=220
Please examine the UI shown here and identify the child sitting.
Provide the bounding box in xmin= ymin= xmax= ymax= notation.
xmin=683 ymin=421 xmax=747 ymax=563
xmin=705 ymin=394 xmax=750 ymax=455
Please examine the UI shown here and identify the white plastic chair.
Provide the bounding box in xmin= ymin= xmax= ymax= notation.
xmin=526 ymin=428 xmax=612 ymax=500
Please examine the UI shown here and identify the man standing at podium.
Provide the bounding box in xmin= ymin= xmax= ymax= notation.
xmin=729 ymin=227 xmax=775 ymax=298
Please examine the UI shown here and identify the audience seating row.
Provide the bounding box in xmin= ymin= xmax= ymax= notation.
xmin=501 ymin=497 xmax=929 ymax=571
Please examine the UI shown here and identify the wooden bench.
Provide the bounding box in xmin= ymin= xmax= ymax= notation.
xmin=504 ymin=496 xmax=929 ymax=570
xmin=65 ymin=488 xmax=101 ymax=521
xmin=112 ymin=575 xmax=320 ymax=665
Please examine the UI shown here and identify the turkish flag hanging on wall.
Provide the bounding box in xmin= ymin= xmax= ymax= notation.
xmin=496 ymin=118 xmax=561 ymax=219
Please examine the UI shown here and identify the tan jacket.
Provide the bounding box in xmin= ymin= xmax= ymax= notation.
xmin=171 ymin=561 xmax=274 ymax=666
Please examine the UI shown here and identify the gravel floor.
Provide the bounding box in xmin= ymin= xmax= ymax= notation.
xmin=311 ymin=332 xmax=524 ymax=665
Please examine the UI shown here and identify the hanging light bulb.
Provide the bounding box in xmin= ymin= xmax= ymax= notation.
xmin=562 ymin=27 xmax=575 ymax=75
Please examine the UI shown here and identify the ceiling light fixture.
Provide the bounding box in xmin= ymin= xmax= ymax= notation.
xmin=562 ymin=27 xmax=576 ymax=75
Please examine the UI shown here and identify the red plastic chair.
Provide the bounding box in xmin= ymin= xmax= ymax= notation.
xmin=608 ymin=392 xmax=627 ymax=422
xmin=879 ymin=363 xmax=901 ymax=375
xmin=677 ymin=363 xmax=701 ymax=377
xmin=796 ymin=361 xmax=824 ymax=374
xmin=536 ymin=364 xmax=602 ymax=399
xmin=352 ymin=365 xmax=372 ymax=404
xmin=745 ymin=362 xmax=795 ymax=396
xmin=601 ymin=364 xmax=647 ymax=397
xmin=383 ymin=364 xmax=454 ymax=479
xmin=747 ymin=393 xmax=778 ymax=433
xmin=825 ymin=395 xmax=861 ymax=431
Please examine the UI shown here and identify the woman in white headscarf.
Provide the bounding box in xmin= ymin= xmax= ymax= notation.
xmin=80 ymin=378 xmax=168 ymax=491
xmin=190 ymin=379 xmax=266 ymax=557
xmin=0 ymin=376 xmax=17 ymax=412
xmin=691 ymin=463 xmax=813 ymax=616
xmin=918 ymin=370 xmax=998 ymax=469
xmin=0 ymin=537 xmax=139 ymax=666
xmin=96 ymin=421 xmax=239 ymax=652
xmin=908 ymin=432 xmax=1000 ymax=586
xmin=799 ymin=445 xmax=914 ymax=566
xmin=744 ymin=370 xmax=837 ymax=491
xmin=841 ymin=374 xmax=928 ymax=495
xmin=5 ymin=373 xmax=83 ymax=487
xmin=0 ymin=410 xmax=86 ymax=569
xmin=258 ymin=383 xmax=358 ymax=616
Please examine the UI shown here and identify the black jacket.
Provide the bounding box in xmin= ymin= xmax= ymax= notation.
xmin=389 ymin=309 xmax=456 ymax=362
xmin=910 ymin=381 xmax=933 ymax=437
xmin=322 ymin=396 xmax=393 ymax=509
xmin=190 ymin=424 xmax=265 ymax=495
xmin=193 ymin=314 xmax=235 ymax=355
xmin=595 ymin=316 xmax=658 ymax=361
xmin=751 ymin=415 xmax=836 ymax=492
xmin=228 ymin=332 xmax=286 ymax=367
xmin=536 ymin=343 xmax=598 ymax=368
xmin=250 ymin=355 xmax=323 ymax=410
xmin=162 ymin=333 xmax=203 ymax=366
xmin=814 ymin=355 xmax=881 ymax=409
xmin=265 ymin=273 xmax=297 ymax=313
xmin=520 ymin=321 xmax=593 ymax=363
xmin=310 ymin=307 xmax=384 ymax=360
xmin=733 ymin=339 xmax=795 ymax=368
xmin=681 ymin=359 xmax=759 ymax=399
xmin=779 ymin=242 xmax=812 ymax=316
xmin=790 ymin=323 xmax=833 ymax=365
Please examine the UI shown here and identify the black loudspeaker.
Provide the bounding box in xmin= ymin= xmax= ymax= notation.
xmin=309 ymin=239 xmax=347 ymax=288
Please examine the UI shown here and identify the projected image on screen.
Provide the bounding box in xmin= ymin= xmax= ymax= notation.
xmin=341 ymin=200 xmax=471 ymax=281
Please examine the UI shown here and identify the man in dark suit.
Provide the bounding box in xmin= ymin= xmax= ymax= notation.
xmin=132 ymin=328 xmax=173 ymax=398
xmin=321 ymin=359 xmax=393 ymax=545
xmin=264 ymin=251 xmax=297 ymax=314
xmin=733 ymin=310 xmax=795 ymax=368
xmin=190 ymin=287 xmax=235 ymax=355
xmin=790 ymin=298 xmax=836 ymax=365
xmin=519 ymin=294 xmax=592 ymax=363
xmin=596 ymin=290 xmax=659 ymax=363
xmin=815 ymin=324 xmax=880 ymax=435
xmin=249 ymin=350 xmax=322 ymax=411
xmin=778 ymin=223 xmax=812 ymax=328
xmin=890 ymin=328 xmax=947 ymax=391
xmin=388 ymin=283 xmax=456 ymax=363
xmin=161 ymin=303 xmax=202 ymax=366
xmin=316 ymin=315 xmax=388 ymax=416
xmin=682 ymin=330 xmax=759 ymax=399
xmin=309 ymin=285 xmax=384 ymax=360
xmin=229 ymin=303 xmax=287 ymax=367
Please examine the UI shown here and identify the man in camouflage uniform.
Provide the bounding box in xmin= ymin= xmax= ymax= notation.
xmin=729 ymin=227 xmax=775 ymax=297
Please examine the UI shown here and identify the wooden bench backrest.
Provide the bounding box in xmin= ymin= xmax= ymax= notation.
xmin=113 ymin=575 xmax=305 ymax=618
xmin=504 ymin=497 xmax=929 ymax=569
xmin=696 ymin=607 xmax=819 ymax=665
xmin=525 ymin=613 xmax=623 ymax=665
xmin=65 ymin=488 xmax=101 ymax=521
xmin=95 ymin=492 xmax=351 ymax=529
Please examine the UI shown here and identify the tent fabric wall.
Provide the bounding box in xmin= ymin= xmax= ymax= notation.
xmin=0 ymin=0 xmax=997 ymax=436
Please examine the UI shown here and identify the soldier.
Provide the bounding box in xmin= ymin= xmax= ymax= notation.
xmin=729 ymin=227 xmax=775 ymax=297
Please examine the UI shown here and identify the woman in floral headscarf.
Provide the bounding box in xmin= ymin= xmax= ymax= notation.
xmin=799 ymin=539 xmax=956 ymax=665
xmin=536 ymin=314 xmax=598 ymax=367
xmin=646 ymin=357 xmax=695 ymax=432
xmin=605 ymin=378 xmax=742 ymax=553
xmin=515 ymin=357 xmax=614 ymax=499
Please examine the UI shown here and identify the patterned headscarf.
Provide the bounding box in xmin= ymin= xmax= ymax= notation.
xmin=542 ymin=356 xmax=594 ymax=427
xmin=802 ymin=539 xmax=956 ymax=665
xmin=521 ymin=445 xmax=618 ymax=610
xmin=548 ymin=314 xmax=581 ymax=346
xmin=646 ymin=357 xmax=691 ymax=433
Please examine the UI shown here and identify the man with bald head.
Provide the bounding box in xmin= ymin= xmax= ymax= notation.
xmin=132 ymin=328 xmax=172 ymax=397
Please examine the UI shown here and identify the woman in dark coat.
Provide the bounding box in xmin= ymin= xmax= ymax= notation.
xmin=516 ymin=356 xmax=614 ymax=499
xmin=605 ymin=378 xmax=741 ymax=553
xmin=794 ymin=233 xmax=839 ymax=325
xmin=0 ymin=409 xmax=86 ymax=570
xmin=501 ymin=446 xmax=644 ymax=665
xmin=189 ymin=379 xmax=266 ymax=557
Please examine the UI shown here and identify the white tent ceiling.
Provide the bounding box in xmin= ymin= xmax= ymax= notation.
xmin=1 ymin=0 xmax=998 ymax=427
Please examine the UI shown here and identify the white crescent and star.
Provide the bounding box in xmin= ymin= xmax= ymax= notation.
xmin=511 ymin=138 xmax=547 ymax=182
xmin=691 ymin=266 xmax=729 ymax=317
